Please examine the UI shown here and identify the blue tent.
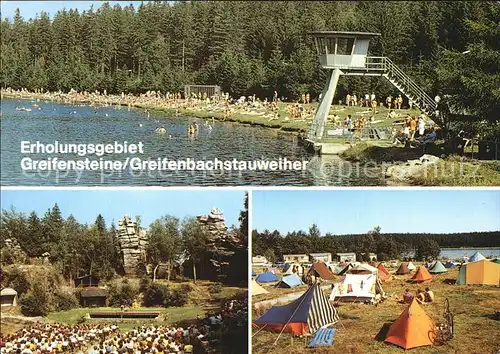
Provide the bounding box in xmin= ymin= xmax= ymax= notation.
xmin=253 ymin=283 xmax=339 ymax=335
xmin=276 ymin=273 xmax=304 ymax=288
xmin=468 ymin=252 xmax=486 ymax=262
xmin=256 ymin=271 xmax=279 ymax=283
xmin=444 ymin=261 xmax=457 ymax=269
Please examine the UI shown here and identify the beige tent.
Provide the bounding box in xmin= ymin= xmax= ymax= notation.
xmin=252 ymin=279 xmax=269 ymax=296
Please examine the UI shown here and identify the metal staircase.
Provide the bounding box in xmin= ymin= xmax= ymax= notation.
xmin=307 ymin=56 xmax=437 ymax=142
xmin=364 ymin=56 xmax=437 ymax=116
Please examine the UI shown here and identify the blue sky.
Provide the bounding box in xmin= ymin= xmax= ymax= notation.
xmin=252 ymin=190 xmax=500 ymax=235
xmin=1 ymin=1 xmax=147 ymax=20
xmin=1 ymin=189 xmax=245 ymax=228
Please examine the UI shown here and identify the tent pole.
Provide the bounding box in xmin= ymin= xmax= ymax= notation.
xmin=273 ymin=285 xmax=314 ymax=345
xmin=252 ymin=324 xmax=268 ymax=338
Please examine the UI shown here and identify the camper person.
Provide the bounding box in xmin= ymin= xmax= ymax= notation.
xmin=416 ymin=289 xmax=426 ymax=304
xmin=424 ymin=287 xmax=435 ymax=303
xmin=403 ymin=288 xmax=413 ymax=303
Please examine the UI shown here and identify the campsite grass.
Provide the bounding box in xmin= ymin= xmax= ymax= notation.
xmin=252 ymin=267 xmax=500 ymax=354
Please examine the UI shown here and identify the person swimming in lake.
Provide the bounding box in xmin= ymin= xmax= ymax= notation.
xmin=155 ymin=126 xmax=166 ymax=134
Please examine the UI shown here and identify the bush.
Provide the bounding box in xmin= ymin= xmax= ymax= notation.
xmin=139 ymin=276 xmax=152 ymax=293
xmin=143 ymin=283 xmax=169 ymax=307
xmin=142 ymin=282 xmax=191 ymax=307
xmin=166 ymin=287 xmax=188 ymax=307
xmin=179 ymin=283 xmax=192 ymax=294
xmin=5 ymin=267 xmax=30 ymax=296
xmin=54 ymin=291 xmax=79 ymax=311
xmin=208 ymin=283 xmax=223 ymax=295
xmin=20 ymin=283 xmax=52 ymax=316
xmin=108 ymin=282 xmax=138 ymax=307
xmin=20 ymin=293 xmax=46 ymax=316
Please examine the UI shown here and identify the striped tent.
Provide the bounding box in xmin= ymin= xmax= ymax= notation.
xmin=253 ymin=283 xmax=339 ymax=336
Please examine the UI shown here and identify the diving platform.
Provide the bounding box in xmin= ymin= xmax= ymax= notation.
xmin=308 ymin=31 xmax=438 ymax=149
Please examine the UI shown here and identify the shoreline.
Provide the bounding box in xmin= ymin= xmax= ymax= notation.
xmin=4 ymin=90 xmax=499 ymax=187
xmin=1 ymin=91 xmax=308 ymax=137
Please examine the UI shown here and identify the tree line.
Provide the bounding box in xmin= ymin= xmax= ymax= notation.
xmin=252 ymin=225 xmax=500 ymax=262
xmin=1 ymin=1 xmax=498 ymax=131
xmin=0 ymin=197 xmax=248 ymax=285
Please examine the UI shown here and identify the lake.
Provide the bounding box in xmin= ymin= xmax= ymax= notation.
xmin=440 ymin=248 xmax=500 ymax=260
xmin=1 ymin=99 xmax=384 ymax=186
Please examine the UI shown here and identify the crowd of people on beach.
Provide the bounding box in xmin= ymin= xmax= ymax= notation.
xmin=0 ymin=299 xmax=247 ymax=354
xmin=3 ymin=87 xmax=438 ymax=146
xmin=390 ymin=113 xmax=436 ymax=147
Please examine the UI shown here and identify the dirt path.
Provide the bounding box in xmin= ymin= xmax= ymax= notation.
xmin=1 ymin=314 xmax=45 ymax=322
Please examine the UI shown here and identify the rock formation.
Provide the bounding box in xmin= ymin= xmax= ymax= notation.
xmin=192 ymin=208 xmax=244 ymax=282
xmin=385 ymin=154 xmax=441 ymax=182
xmin=1 ymin=238 xmax=27 ymax=264
xmin=117 ymin=215 xmax=149 ymax=275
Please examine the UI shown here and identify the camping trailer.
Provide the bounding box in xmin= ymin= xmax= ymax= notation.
xmin=283 ymin=254 xmax=309 ymax=264
xmin=336 ymin=253 xmax=357 ymax=263
xmin=309 ymin=253 xmax=332 ymax=263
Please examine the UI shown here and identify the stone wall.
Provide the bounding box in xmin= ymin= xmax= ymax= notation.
xmin=117 ymin=215 xmax=149 ymax=275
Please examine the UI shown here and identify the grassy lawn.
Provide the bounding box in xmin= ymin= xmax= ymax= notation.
xmin=252 ymin=266 xmax=500 ymax=354
xmin=148 ymin=102 xmax=416 ymax=134
xmin=339 ymin=142 xmax=500 ymax=186
xmin=409 ymin=156 xmax=500 ymax=186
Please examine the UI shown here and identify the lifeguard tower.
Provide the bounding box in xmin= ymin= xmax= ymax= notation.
xmin=307 ymin=31 xmax=437 ymax=146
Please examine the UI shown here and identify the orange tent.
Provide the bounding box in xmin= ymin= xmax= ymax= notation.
xmin=412 ymin=265 xmax=433 ymax=283
xmin=378 ymin=269 xmax=392 ymax=282
xmin=384 ymin=299 xmax=435 ymax=349
xmin=377 ymin=263 xmax=390 ymax=275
